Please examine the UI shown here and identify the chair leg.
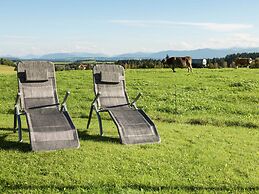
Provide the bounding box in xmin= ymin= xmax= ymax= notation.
xmin=17 ymin=115 xmax=22 ymax=142
xmin=13 ymin=108 xmax=17 ymax=133
xmin=95 ymin=111 xmax=103 ymax=136
xmin=87 ymin=105 xmax=94 ymax=129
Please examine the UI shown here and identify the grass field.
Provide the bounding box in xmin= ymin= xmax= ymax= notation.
xmin=0 ymin=65 xmax=15 ymax=74
xmin=0 ymin=68 xmax=258 ymax=193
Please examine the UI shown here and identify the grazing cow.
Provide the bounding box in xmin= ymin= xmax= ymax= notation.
xmin=234 ymin=57 xmax=252 ymax=68
xmin=79 ymin=64 xmax=87 ymax=70
xmin=78 ymin=64 xmax=92 ymax=70
xmin=163 ymin=56 xmax=192 ymax=72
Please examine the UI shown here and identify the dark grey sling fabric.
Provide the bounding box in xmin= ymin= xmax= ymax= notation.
xmin=107 ymin=106 xmax=160 ymax=144
xmin=17 ymin=61 xmax=80 ymax=151
xmin=93 ymin=64 xmax=160 ymax=144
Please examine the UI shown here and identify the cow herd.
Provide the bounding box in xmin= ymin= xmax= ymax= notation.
xmin=163 ymin=56 xmax=255 ymax=72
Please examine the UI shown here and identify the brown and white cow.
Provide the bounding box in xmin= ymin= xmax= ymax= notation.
xmin=163 ymin=56 xmax=192 ymax=72
xmin=234 ymin=57 xmax=252 ymax=68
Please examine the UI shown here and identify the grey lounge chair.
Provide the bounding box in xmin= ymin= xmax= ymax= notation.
xmin=87 ymin=64 xmax=160 ymax=144
xmin=13 ymin=61 xmax=80 ymax=151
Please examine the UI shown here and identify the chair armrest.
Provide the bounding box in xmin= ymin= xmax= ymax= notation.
xmin=14 ymin=92 xmax=21 ymax=114
xmin=130 ymin=93 xmax=142 ymax=107
xmin=15 ymin=92 xmax=21 ymax=106
xmin=92 ymin=92 xmax=101 ymax=105
xmin=60 ymin=91 xmax=70 ymax=112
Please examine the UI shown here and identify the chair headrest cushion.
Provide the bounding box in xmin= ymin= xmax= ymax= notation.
xmin=100 ymin=71 xmax=120 ymax=83
xmin=25 ymin=68 xmax=48 ymax=81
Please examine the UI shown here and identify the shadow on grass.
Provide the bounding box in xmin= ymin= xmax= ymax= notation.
xmin=0 ymin=127 xmax=15 ymax=132
xmin=1 ymin=180 xmax=258 ymax=192
xmin=186 ymin=118 xmax=259 ymax=129
xmin=78 ymin=130 xmax=120 ymax=144
xmin=0 ymin=128 xmax=30 ymax=152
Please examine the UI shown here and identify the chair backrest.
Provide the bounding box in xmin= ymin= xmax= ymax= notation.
xmin=93 ymin=64 xmax=129 ymax=108
xmin=17 ymin=61 xmax=59 ymax=110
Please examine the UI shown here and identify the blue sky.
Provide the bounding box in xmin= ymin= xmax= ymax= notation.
xmin=0 ymin=0 xmax=259 ymax=56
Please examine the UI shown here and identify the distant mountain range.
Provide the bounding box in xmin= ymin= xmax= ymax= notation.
xmin=112 ymin=47 xmax=259 ymax=60
xmin=2 ymin=47 xmax=259 ymax=61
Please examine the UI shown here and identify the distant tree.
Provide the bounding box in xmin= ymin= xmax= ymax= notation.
xmin=218 ymin=58 xmax=227 ymax=68
xmin=0 ymin=58 xmax=15 ymax=67
xmin=115 ymin=59 xmax=162 ymax=69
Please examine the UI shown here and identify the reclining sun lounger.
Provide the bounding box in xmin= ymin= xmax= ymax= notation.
xmin=87 ymin=64 xmax=160 ymax=144
xmin=14 ymin=61 xmax=80 ymax=151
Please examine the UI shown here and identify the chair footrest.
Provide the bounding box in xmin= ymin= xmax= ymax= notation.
xmin=108 ymin=107 xmax=160 ymax=144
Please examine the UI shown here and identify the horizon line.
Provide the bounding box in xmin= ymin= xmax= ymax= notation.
xmin=1 ymin=46 xmax=259 ymax=58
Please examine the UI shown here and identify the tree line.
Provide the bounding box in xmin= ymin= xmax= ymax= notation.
xmin=1 ymin=52 xmax=259 ymax=70
xmin=116 ymin=52 xmax=259 ymax=69
xmin=115 ymin=59 xmax=168 ymax=69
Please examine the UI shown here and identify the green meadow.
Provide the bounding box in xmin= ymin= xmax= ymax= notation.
xmin=0 ymin=68 xmax=258 ymax=193
xmin=0 ymin=65 xmax=15 ymax=75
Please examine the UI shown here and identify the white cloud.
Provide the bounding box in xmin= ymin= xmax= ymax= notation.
xmin=205 ymin=33 xmax=259 ymax=48
xmin=180 ymin=22 xmax=252 ymax=31
xmin=110 ymin=20 xmax=253 ymax=32
xmin=168 ymin=41 xmax=194 ymax=50
xmin=0 ymin=37 xmax=103 ymax=56
xmin=164 ymin=33 xmax=259 ymax=50
xmin=2 ymin=35 xmax=35 ymax=38
xmin=0 ymin=31 xmax=258 ymax=56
